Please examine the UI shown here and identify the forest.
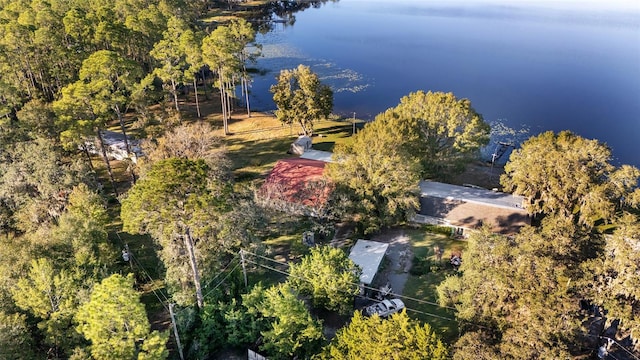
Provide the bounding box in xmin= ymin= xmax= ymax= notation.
xmin=0 ymin=0 xmax=639 ymax=359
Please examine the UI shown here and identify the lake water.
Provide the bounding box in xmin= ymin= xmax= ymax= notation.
xmin=248 ymin=0 xmax=640 ymax=167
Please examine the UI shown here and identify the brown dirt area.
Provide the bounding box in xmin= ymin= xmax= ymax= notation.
xmin=450 ymin=161 xmax=506 ymax=190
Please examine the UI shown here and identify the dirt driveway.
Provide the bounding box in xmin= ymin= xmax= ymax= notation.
xmin=368 ymin=228 xmax=413 ymax=296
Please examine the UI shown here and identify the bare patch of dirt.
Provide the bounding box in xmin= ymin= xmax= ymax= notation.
xmin=450 ymin=161 xmax=506 ymax=190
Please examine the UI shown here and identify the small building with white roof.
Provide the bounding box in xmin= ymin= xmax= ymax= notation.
xmin=348 ymin=239 xmax=389 ymax=286
xmin=299 ymin=149 xmax=334 ymax=163
xmin=416 ymin=180 xmax=530 ymax=235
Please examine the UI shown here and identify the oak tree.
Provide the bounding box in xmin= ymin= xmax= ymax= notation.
xmin=250 ymin=283 xmax=324 ymax=359
xmin=437 ymin=222 xmax=585 ymax=359
xmin=270 ymin=64 xmax=333 ymax=136
xmin=76 ymin=274 xmax=168 ymax=360
xmin=501 ymin=131 xmax=640 ymax=228
xmin=140 ymin=121 xmax=230 ymax=177
xmin=319 ymin=310 xmax=448 ymax=360
xmin=387 ymin=91 xmax=490 ymax=178
xmin=327 ymin=113 xmax=421 ymax=234
xmin=0 ymin=137 xmax=89 ymax=232
xmin=288 ymin=246 xmax=361 ymax=314
xmin=582 ymin=213 xmax=640 ymax=352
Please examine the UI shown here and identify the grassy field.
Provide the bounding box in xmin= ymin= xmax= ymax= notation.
xmin=402 ymin=228 xmax=468 ymax=343
xmin=209 ymin=111 xmax=358 ymax=182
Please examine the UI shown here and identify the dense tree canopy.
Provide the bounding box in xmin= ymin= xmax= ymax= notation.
xmin=8 ymin=183 xmax=112 ymax=357
xmin=288 ymin=246 xmax=361 ymax=314
xmin=121 ymin=158 xmax=231 ymax=307
xmin=248 ymin=283 xmax=324 ymax=360
xmin=318 ymin=310 xmax=448 ymax=360
xmin=76 ymin=274 xmax=168 ymax=360
xmin=202 ymin=18 xmax=259 ymax=133
xmin=270 ymin=64 xmax=333 ymax=136
xmin=0 ymin=137 xmax=89 ymax=232
xmin=327 ymin=109 xmax=421 ymax=234
xmin=0 ymin=311 xmax=35 ymax=359
xmin=121 ymin=156 xmax=261 ymax=307
xmin=0 ymin=1 xmax=345 ymax=358
xmin=437 ymin=222 xmax=585 ymax=359
xmin=388 ymin=91 xmax=490 ymax=178
xmin=582 ymin=213 xmax=640 ymax=351
xmin=0 ymin=0 xmax=181 ymax=111
xmin=327 ymin=90 xmax=490 ymax=232
xmin=140 ymin=121 xmax=230 ymax=177
xmin=501 ymin=131 xmax=640 ymax=228
xmin=2 ymin=1 xmax=639 ymax=358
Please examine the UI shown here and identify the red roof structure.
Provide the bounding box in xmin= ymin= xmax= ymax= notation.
xmin=260 ymin=158 xmax=331 ymax=208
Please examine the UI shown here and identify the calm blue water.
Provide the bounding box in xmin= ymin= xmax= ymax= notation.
xmin=248 ymin=0 xmax=640 ymax=167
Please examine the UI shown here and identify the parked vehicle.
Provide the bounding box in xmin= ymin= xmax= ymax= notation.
xmin=363 ymin=299 xmax=405 ymax=317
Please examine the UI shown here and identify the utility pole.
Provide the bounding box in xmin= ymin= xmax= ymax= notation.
xmin=352 ymin=112 xmax=356 ymax=136
xmin=240 ymin=250 xmax=248 ymax=289
xmin=169 ymin=303 xmax=185 ymax=360
xmin=183 ymin=228 xmax=204 ymax=309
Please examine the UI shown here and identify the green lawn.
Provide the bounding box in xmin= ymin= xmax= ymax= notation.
xmin=222 ymin=116 xmax=357 ymax=183
xmin=402 ymin=228 xmax=467 ymax=343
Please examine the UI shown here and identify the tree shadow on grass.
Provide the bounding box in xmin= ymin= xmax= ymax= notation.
xmin=225 ymin=136 xmax=295 ymax=181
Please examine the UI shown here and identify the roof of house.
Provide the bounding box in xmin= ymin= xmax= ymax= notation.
xmin=262 ymin=158 xmax=329 ymax=205
xmin=300 ymin=149 xmax=334 ymax=163
xmin=419 ymin=197 xmax=530 ymax=234
xmin=348 ymin=240 xmax=389 ymax=285
xmin=85 ymin=130 xmax=142 ymax=161
xmin=419 ymin=180 xmax=525 ymax=210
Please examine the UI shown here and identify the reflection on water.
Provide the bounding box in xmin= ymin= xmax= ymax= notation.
xmin=246 ymin=0 xmax=640 ymax=166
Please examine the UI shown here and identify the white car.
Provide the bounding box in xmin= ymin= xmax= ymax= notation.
xmin=363 ymin=299 xmax=405 ymax=317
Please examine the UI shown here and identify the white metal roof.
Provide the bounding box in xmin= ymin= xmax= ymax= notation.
xmin=348 ymin=240 xmax=389 ymax=285
xmin=419 ymin=180 xmax=525 ymax=211
xmin=299 ymin=149 xmax=334 ymax=163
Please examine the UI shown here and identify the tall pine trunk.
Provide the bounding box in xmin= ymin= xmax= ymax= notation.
xmin=114 ymin=104 xmax=131 ymax=154
xmin=114 ymin=104 xmax=137 ymax=184
xmin=193 ymin=77 xmax=201 ymax=118
xmin=201 ymin=69 xmax=209 ymax=100
xmin=81 ymin=144 xmax=95 ymax=172
xmin=184 ymin=227 xmax=204 ymax=309
xmin=243 ymin=75 xmax=251 ymax=118
xmin=218 ymin=71 xmax=229 ymax=135
xmin=96 ymin=129 xmax=119 ymax=197
xmin=171 ymin=78 xmax=180 ymax=112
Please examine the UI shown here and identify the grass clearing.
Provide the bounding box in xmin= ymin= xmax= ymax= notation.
xmin=210 ymin=112 xmax=356 ymax=182
xmin=403 ymin=228 xmax=468 ymax=343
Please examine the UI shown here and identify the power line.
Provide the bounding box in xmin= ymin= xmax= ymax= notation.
xmin=200 ymin=256 xmax=240 ymax=291
xmin=600 ymin=337 xmax=639 ymax=360
xmin=170 ymin=260 xmax=244 ymax=318
xmin=583 ymin=333 xmax=640 ymax=360
xmin=242 ymin=258 xmax=459 ymax=325
xmin=242 ymin=251 xmax=500 ymax=331
xmin=243 ymin=250 xmax=291 ymax=267
xmin=241 ymin=249 xmax=457 ymax=311
xmin=114 ymin=232 xmax=170 ymax=310
xmin=127 ymin=250 xmax=170 ymax=303
xmin=356 ymin=293 xmax=457 ymax=322
xmin=202 ymin=262 xmax=242 ymax=299
xmin=129 ymin=252 xmax=170 ymax=311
